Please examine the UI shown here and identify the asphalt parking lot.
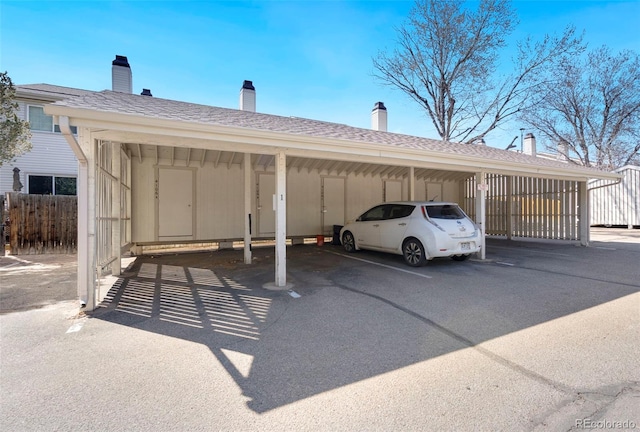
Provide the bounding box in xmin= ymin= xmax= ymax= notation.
xmin=1 ymin=228 xmax=638 ymax=431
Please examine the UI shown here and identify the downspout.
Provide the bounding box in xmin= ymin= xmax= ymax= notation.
xmin=57 ymin=116 xmax=90 ymax=308
xmin=587 ymin=177 xmax=622 ymax=191
xmin=57 ymin=116 xmax=86 ymax=163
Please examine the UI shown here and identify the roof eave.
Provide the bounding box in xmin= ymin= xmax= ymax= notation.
xmin=44 ymin=104 xmax=621 ymax=182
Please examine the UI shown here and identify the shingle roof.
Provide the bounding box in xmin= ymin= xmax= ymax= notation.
xmin=16 ymin=84 xmax=94 ymax=100
xmin=51 ymin=89 xmax=611 ymax=177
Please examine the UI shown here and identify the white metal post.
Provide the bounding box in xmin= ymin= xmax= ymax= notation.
xmin=86 ymin=139 xmax=97 ymax=310
xmin=111 ymin=142 xmax=121 ymax=276
xmin=77 ymin=161 xmax=89 ymax=306
xmin=475 ymin=171 xmax=487 ymax=260
xmin=506 ymin=175 xmax=513 ymax=240
xmin=275 ymin=152 xmax=287 ymax=287
xmin=244 ymin=153 xmax=252 ymax=264
xmin=408 ymin=166 xmax=415 ymax=201
xmin=579 ymin=181 xmax=590 ymax=246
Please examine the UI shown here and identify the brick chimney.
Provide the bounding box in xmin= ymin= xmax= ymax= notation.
xmin=371 ymin=102 xmax=387 ymax=131
xmin=112 ymin=55 xmax=132 ymax=94
xmin=239 ymin=80 xmax=256 ymax=112
xmin=523 ymin=133 xmax=536 ymax=156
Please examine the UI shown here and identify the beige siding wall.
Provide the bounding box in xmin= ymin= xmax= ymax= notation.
xmin=287 ymin=169 xmax=322 ymax=236
xmin=130 ymin=157 xmax=466 ymax=242
xmin=345 ymin=174 xmax=383 ymax=220
xmin=131 ymin=161 xmax=156 ymax=241
xmin=197 ymin=164 xmax=245 ymax=239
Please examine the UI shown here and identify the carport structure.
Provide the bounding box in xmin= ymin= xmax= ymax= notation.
xmin=46 ymin=82 xmax=620 ymax=310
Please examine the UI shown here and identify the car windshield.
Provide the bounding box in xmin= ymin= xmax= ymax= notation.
xmin=424 ymin=204 xmax=465 ymax=220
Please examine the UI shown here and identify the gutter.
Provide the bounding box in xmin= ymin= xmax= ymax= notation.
xmin=56 ymin=115 xmax=86 ymax=163
xmin=45 ymin=105 xmax=621 ymax=182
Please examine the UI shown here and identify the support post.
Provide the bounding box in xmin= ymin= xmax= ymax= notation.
xmin=85 ymin=138 xmax=97 ymax=310
xmin=475 ymin=171 xmax=487 ymax=260
xmin=275 ymin=152 xmax=287 ymax=286
xmin=506 ymin=175 xmax=513 ymax=240
xmin=244 ymin=153 xmax=252 ymax=264
xmin=408 ymin=166 xmax=415 ymax=201
xmin=77 ymin=161 xmax=89 ymax=306
xmin=579 ymin=181 xmax=589 ymax=246
xmin=111 ymin=142 xmax=121 ymax=276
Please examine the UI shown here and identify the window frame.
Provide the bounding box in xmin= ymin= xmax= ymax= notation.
xmin=27 ymin=174 xmax=78 ymax=196
xmin=27 ymin=104 xmax=77 ymax=134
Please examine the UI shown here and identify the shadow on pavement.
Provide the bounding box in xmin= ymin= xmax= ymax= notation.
xmin=89 ymin=240 xmax=639 ymax=413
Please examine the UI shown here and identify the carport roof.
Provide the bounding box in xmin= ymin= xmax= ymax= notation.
xmin=46 ymin=90 xmax=619 ymax=181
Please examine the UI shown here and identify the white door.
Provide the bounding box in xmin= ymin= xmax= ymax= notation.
xmin=258 ymin=173 xmax=275 ymax=236
xmin=426 ymin=182 xmax=443 ymax=202
xmin=322 ymin=177 xmax=345 ymax=235
xmin=384 ymin=180 xmax=402 ymax=202
xmin=158 ymin=168 xmax=193 ymax=241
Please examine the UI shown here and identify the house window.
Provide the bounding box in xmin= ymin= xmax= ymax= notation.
xmin=28 ymin=106 xmax=53 ymax=131
xmin=28 ymin=175 xmax=77 ymax=195
xmin=27 ymin=105 xmax=77 ymax=134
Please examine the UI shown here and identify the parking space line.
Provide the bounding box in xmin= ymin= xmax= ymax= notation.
xmin=325 ymin=251 xmax=433 ymax=279
xmin=66 ymin=317 xmax=87 ymax=334
xmin=487 ymin=245 xmax=571 ymax=257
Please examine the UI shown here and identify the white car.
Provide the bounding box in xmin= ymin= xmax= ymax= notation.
xmin=340 ymin=201 xmax=481 ymax=266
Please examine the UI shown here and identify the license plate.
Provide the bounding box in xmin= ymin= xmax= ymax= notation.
xmin=461 ymin=242 xmax=470 ymax=250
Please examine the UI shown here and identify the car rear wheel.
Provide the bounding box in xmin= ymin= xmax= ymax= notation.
xmin=342 ymin=231 xmax=356 ymax=253
xmin=403 ymin=238 xmax=426 ymax=267
xmin=451 ymin=254 xmax=470 ymax=261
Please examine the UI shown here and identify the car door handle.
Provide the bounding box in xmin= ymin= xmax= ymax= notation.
xmin=373 ymin=224 xmax=380 ymax=227
xmin=398 ymin=223 xmax=406 ymax=226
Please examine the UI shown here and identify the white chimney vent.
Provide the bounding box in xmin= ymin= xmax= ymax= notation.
xmin=523 ymin=133 xmax=536 ymax=156
xmin=239 ymin=80 xmax=256 ymax=112
xmin=112 ymin=55 xmax=132 ymax=94
xmin=371 ymin=102 xmax=387 ymax=131
xmin=557 ymin=140 xmax=569 ymax=162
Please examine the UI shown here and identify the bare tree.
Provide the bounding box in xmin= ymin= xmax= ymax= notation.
xmin=373 ymin=0 xmax=583 ymax=144
xmin=1 ymin=72 xmax=31 ymax=166
xmin=522 ymin=46 xmax=640 ymax=170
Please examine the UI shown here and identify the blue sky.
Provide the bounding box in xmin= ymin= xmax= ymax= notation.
xmin=1 ymin=0 xmax=638 ymax=149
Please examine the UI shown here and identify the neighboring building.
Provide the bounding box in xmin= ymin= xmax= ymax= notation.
xmin=590 ymin=165 xmax=640 ymax=228
xmin=0 ymin=84 xmax=94 ymax=197
xmin=0 ymin=55 xmax=135 ymax=197
xmin=520 ymin=135 xmax=639 ymax=229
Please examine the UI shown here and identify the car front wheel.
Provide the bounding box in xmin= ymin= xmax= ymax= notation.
xmin=403 ymin=238 xmax=427 ymax=267
xmin=342 ymin=231 xmax=356 ymax=253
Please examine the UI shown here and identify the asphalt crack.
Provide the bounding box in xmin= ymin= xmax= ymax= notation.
xmin=333 ymin=281 xmax=574 ymax=395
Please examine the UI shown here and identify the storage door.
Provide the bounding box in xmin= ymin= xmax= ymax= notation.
xmin=426 ymin=182 xmax=443 ymax=202
xmin=321 ymin=177 xmax=345 ymax=235
xmin=158 ymin=168 xmax=194 ymax=241
xmin=258 ymin=173 xmax=275 ymax=236
xmin=384 ymin=180 xmax=402 ymax=202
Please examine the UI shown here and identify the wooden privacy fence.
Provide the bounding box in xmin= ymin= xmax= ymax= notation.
xmin=6 ymin=193 xmax=77 ymax=254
